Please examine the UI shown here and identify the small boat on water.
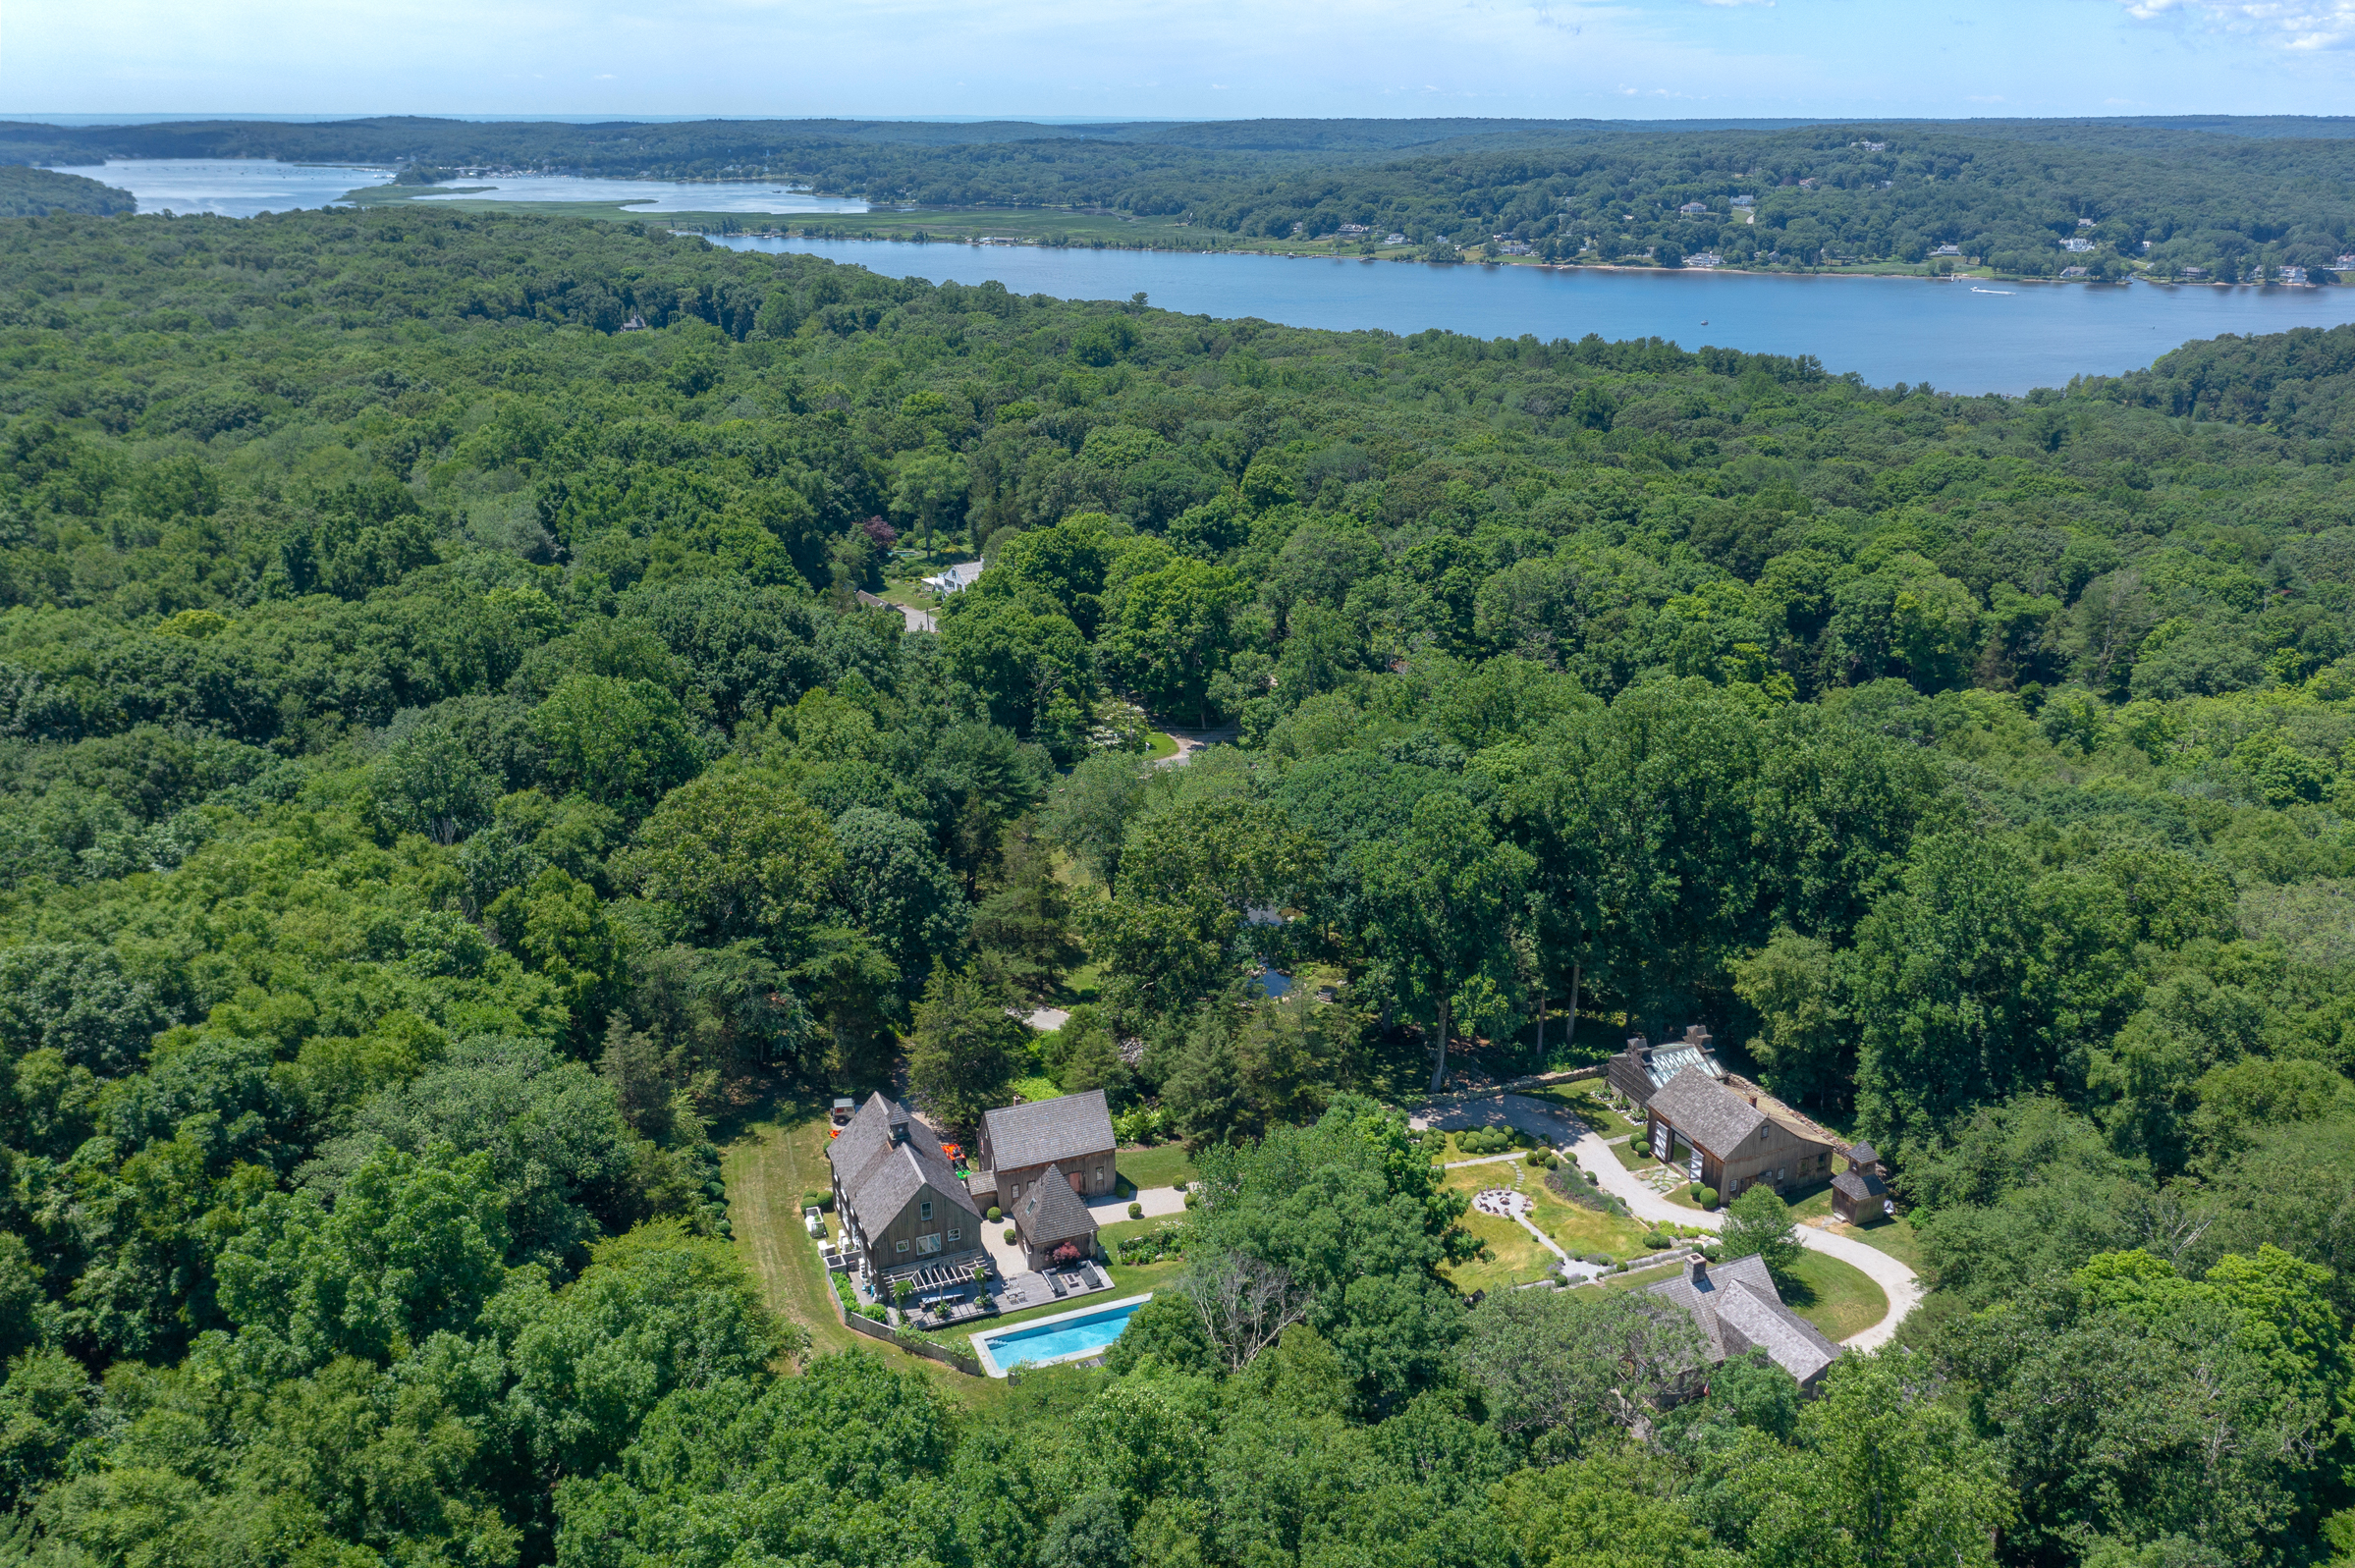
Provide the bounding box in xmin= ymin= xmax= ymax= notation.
xmin=1971 ymin=286 xmax=2016 ymax=296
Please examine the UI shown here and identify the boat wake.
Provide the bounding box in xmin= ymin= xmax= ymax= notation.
xmin=1970 ymin=286 xmax=2016 ymax=296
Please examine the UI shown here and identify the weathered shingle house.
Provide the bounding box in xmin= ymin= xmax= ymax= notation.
xmin=1606 ymin=1027 xmax=1727 ymax=1111
xmin=827 ymin=1093 xmax=983 ymax=1288
xmin=1830 ymin=1142 xmax=1891 ymax=1224
xmin=1011 ymin=1162 xmax=1101 ymax=1271
xmin=1649 ymin=1252 xmax=1840 ymax=1389
xmin=1644 ymin=1067 xmax=1835 ymax=1198
xmin=975 ymin=1090 xmax=1118 ymax=1213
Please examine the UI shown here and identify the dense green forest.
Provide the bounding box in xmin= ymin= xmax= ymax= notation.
xmin=14 ymin=113 xmax=2355 ymax=277
xmin=0 ymin=169 xmax=133 ymax=221
xmin=3 ymin=204 xmax=2355 ymax=1566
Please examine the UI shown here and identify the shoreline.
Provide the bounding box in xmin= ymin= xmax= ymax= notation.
xmin=692 ymin=225 xmax=2336 ymax=294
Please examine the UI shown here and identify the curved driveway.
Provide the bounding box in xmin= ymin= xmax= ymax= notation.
xmin=1413 ymin=1093 xmax=1922 ymax=1350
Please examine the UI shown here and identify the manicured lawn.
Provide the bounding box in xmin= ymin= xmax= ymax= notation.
xmin=1530 ymin=1085 xmax=1639 ymax=1139
xmin=1144 ymin=730 xmax=1179 ymax=760
xmin=1833 ymin=1215 xmax=1927 ymax=1272
xmin=1097 ymin=1215 xmax=1186 ymax=1250
xmin=1780 ymin=1249 xmax=1889 ymax=1341
xmin=1591 ymin=1259 xmax=1687 ymax=1294
xmin=719 ymin=1091 xmax=872 ymax=1367
xmin=1117 ymin=1144 xmax=1197 ymax=1191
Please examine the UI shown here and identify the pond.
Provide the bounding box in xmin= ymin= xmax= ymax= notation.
xmin=711 ymin=235 xmax=2355 ymax=396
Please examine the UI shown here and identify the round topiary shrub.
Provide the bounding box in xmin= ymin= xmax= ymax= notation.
xmin=1526 ymin=1149 xmax=1550 ymax=1167
xmin=1003 ymin=1226 xmax=1017 ymax=1244
xmin=987 ymin=1206 xmax=1002 ymax=1222
xmin=1127 ymin=1202 xmax=1143 ymax=1219
xmin=1585 ymin=1169 xmax=1599 ymax=1186
xmin=1687 ymin=1181 xmax=1703 ymax=1201
xmin=1183 ymin=1188 xmax=1199 ymax=1209
xmin=1700 ymin=1187 xmax=1721 ymax=1211
xmin=1644 ymin=1231 xmax=1670 ymax=1249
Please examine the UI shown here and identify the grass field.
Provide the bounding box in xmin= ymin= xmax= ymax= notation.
xmin=1780 ymin=1249 xmax=1889 ymax=1341
xmin=1116 ymin=1143 xmax=1197 ymax=1190
xmin=1144 ymin=730 xmax=1179 ymax=761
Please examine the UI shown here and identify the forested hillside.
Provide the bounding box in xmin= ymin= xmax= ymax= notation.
xmin=3 ymin=206 xmax=2355 ymax=1566
xmin=0 ymin=167 xmax=134 ymax=220
xmin=11 ymin=113 xmax=2353 ymax=278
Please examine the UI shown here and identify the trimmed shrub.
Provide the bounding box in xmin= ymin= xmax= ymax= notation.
xmin=1004 ymin=1226 xmax=1017 ymax=1244
xmin=1644 ymin=1232 xmax=1670 ymax=1249
xmin=1687 ymin=1181 xmax=1703 ymax=1201
xmin=1127 ymin=1202 xmax=1143 ymax=1219
xmin=802 ymin=1190 xmax=833 ymax=1213
xmin=987 ymin=1206 xmax=1002 ymax=1222
xmin=1526 ymin=1149 xmax=1550 ymax=1167
xmin=1182 ymin=1188 xmax=1199 ymax=1209
xmin=1700 ymin=1187 xmax=1721 ymax=1211
xmin=1585 ymin=1169 xmax=1599 ymax=1185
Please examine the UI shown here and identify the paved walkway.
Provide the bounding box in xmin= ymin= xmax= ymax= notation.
xmin=1566 ymin=1127 xmax=1923 ymax=1350
xmin=1096 ymin=1185 xmax=1187 ymax=1218
xmin=1154 ymin=724 xmax=1239 ymax=769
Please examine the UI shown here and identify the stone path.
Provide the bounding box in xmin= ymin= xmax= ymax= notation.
xmin=1095 ymin=1185 xmax=1187 ymax=1219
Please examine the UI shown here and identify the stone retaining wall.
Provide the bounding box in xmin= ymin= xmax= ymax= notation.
xmin=827 ymin=1262 xmax=985 ymax=1376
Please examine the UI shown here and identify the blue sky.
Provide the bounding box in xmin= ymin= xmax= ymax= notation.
xmin=5 ymin=0 xmax=2352 ymax=121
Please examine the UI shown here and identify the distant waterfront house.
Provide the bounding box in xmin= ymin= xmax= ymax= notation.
xmin=973 ymin=1089 xmax=1118 ymax=1215
xmin=1797 ymin=178 xmax=1818 ymax=189
xmin=1338 ymin=224 xmax=1372 ymax=237
xmin=2060 ymin=266 xmax=2091 ymax=278
xmin=1730 ymin=194 xmax=1756 ymax=209
xmin=1606 ymin=1027 xmax=1726 ymax=1111
xmin=2279 ymin=266 xmax=2310 ymax=285
xmin=1643 ymin=1067 xmax=1835 ymax=1198
xmin=2077 ymin=216 xmax=2099 ymax=228
xmin=1491 ymin=242 xmax=1534 ymax=256
xmin=2061 ymin=238 xmax=2096 ymax=253
xmin=1931 ymin=243 xmax=1962 ymax=256
xmin=1649 ymin=1253 xmax=1840 ymax=1389
xmin=1683 ymin=251 xmax=1724 ymax=268
xmin=827 ymin=1093 xmax=984 ymax=1289
xmin=1385 ymin=233 xmax=1407 ymax=244
xmin=1678 ymin=200 xmax=1710 ymax=216
xmin=2181 ymin=266 xmax=2210 ymax=280
xmin=1830 ymin=1142 xmax=1891 ymax=1224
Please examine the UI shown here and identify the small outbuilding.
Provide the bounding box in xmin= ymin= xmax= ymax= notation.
xmin=1830 ymin=1142 xmax=1891 ymax=1224
xmin=1012 ymin=1162 xmax=1101 ymax=1271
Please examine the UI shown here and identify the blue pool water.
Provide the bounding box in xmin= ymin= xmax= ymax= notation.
xmin=975 ymin=1298 xmax=1149 ymax=1373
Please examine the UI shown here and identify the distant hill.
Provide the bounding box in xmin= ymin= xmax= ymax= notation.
xmin=0 ymin=164 xmax=136 ymax=217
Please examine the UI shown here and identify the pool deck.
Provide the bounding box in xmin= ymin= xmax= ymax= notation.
xmin=971 ymin=1291 xmax=1156 ymax=1378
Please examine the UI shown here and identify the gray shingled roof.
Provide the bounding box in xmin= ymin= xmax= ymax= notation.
xmin=1832 ymin=1168 xmax=1888 ymax=1203
xmin=1647 ymin=1253 xmax=1838 ymax=1385
xmin=983 ymin=1089 xmax=1115 ymax=1173
xmin=829 ymin=1092 xmax=981 ymax=1230
xmin=1844 ymin=1142 xmax=1880 ymax=1167
xmin=1646 ymin=1067 xmax=1767 ymax=1160
xmin=1013 ymin=1163 xmax=1098 ymax=1247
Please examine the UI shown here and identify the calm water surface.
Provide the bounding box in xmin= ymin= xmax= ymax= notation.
xmin=412 ymin=175 xmax=868 ymax=215
xmin=716 ymin=235 xmax=2355 ymax=395
xmin=52 ymin=159 xmax=396 ymax=217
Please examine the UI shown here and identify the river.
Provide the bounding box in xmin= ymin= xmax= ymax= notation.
xmin=712 ymin=236 xmax=2355 ymax=397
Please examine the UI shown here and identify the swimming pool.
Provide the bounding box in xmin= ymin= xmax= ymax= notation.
xmin=970 ymin=1293 xmax=1153 ymax=1377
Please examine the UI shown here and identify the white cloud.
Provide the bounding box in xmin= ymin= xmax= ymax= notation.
xmin=2120 ymin=0 xmax=2355 ymax=49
